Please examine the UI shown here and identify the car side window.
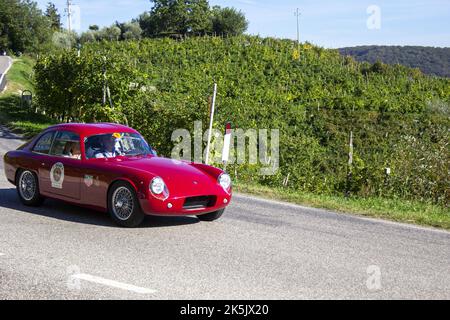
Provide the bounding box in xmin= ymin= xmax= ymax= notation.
xmin=49 ymin=131 xmax=81 ymax=160
xmin=32 ymin=132 xmax=55 ymax=155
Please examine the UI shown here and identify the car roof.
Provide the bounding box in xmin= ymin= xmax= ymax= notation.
xmin=46 ymin=123 xmax=138 ymax=136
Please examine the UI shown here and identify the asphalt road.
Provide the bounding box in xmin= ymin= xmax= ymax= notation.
xmin=0 ymin=125 xmax=449 ymax=300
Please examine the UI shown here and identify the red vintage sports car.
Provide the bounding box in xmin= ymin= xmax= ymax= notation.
xmin=3 ymin=123 xmax=232 ymax=227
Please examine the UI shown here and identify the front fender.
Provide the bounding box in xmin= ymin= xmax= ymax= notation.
xmin=190 ymin=162 xmax=224 ymax=180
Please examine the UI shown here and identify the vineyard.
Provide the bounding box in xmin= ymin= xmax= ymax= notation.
xmin=33 ymin=36 xmax=450 ymax=205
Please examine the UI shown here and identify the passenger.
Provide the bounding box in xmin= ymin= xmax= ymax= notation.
xmin=63 ymin=142 xmax=81 ymax=159
xmin=69 ymin=143 xmax=81 ymax=159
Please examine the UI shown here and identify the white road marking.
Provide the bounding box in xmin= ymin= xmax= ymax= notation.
xmin=71 ymin=273 xmax=156 ymax=294
xmin=0 ymin=253 xmax=5 ymax=256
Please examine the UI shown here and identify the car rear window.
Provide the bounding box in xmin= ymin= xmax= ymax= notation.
xmin=50 ymin=131 xmax=81 ymax=159
xmin=32 ymin=131 xmax=55 ymax=154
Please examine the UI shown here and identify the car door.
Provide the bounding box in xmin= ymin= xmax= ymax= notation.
xmin=31 ymin=130 xmax=56 ymax=194
xmin=39 ymin=130 xmax=82 ymax=200
xmin=78 ymin=160 xmax=112 ymax=210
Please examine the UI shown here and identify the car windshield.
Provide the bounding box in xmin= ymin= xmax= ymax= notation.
xmin=85 ymin=132 xmax=155 ymax=159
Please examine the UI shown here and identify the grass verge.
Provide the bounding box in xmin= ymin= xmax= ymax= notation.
xmin=0 ymin=56 xmax=54 ymax=138
xmin=235 ymin=183 xmax=450 ymax=230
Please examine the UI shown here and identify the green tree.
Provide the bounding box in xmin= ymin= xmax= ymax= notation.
xmin=187 ymin=0 xmax=211 ymax=35
xmin=0 ymin=0 xmax=52 ymax=53
xmin=114 ymin=21 xmax=143 ymax=40
xmin=137 ymin=12 xmax=155 ymax=38
xmin=80 ymin=30 xmax=96 ymax=44
xmin=211 ymin=6 xmax=248 ymax=36
xmin=98 ymin=25 xmax=121 ymax=41
xmin=122 ymin=22 xmax=143 ymax=40
xmin=52 ymin=30 xmax=77 ymax=49
xmin=139 ymin=0 xmax=211 ymax=37
xmin=0 ymin=0 xmax=13 ymax=50
xmin=45 ymin=2 xmax=61 ymax=31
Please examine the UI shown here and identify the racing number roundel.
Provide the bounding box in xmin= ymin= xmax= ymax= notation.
xmin=50 ymin=162 xmax=64 ymax=189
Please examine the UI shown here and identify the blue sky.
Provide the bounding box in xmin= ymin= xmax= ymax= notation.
xmin=36 ymin=0 xmax=450 ymax=48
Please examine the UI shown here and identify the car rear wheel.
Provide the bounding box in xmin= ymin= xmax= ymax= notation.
xmin=197 ymin=209 xmax=225 ymax=222
xmin=108 ymin=181 xmax=145 ymax=228
xmin=16 ymin=170 xmax=44 ymax=206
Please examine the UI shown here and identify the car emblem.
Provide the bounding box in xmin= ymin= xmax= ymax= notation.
xmin=50 ymin=162 xmax=64 ymax=189
xmin=193 ymin=181 xmax=198 ymax=185
xmin=84 ymin=175 xmax=94 ymax=187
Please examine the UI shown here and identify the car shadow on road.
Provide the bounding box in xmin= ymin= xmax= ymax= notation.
xmin=0 ymin=188 xmax=200 ymax=228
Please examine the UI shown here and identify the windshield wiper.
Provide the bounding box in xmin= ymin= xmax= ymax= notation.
xmin=124 ymin=152 xmax=147 ymax=157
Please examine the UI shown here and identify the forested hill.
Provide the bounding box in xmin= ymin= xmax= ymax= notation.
xmin=339 ymin=46 xmax=450 ymax=78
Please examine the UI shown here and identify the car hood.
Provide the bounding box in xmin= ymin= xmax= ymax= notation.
xmin=112 ymin=156 xmax=221 ymax=195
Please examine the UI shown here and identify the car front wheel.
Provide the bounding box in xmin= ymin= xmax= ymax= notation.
xmin=197 ymin=209 xmax=225 ymax=222
xmin=16 ymin=170 xmax=44 ymax=206
xmin=108 ymin=181 xmax=145 ymax=228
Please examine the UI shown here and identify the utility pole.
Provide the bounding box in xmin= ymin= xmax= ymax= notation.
xmin=66 ymin=0 xmax=72 ymax=33
xmin=295 ymin=8 xmax=301 ymax=60
xmin=346 ymin=130 xmax=353 ymax=198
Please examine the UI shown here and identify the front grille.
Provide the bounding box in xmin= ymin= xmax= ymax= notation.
xmin=183 ymin=196 xmax=217 ymax=210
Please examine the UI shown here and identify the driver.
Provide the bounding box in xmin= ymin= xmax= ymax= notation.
xmin=89 ymin=134 xmax=120 ymax=159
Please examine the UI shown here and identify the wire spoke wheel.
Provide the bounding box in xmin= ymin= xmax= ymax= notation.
xmin=108 ymin=182 xmax=145 ymax=228
xmin=112 ymin=186 xmax=134 ymax=221
xmin=19 ymin=171 xmax=36 ymax=201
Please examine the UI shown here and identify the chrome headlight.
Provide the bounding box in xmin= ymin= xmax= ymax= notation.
xmin=218 ymin=173 xmax=231 ymax=190
xmin=150 ymin=177 xmax=166 ymax=195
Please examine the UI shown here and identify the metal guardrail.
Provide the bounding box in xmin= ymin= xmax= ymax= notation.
xmin=0 ymin=72 xmax=7 ymax=92
xmin=0 ymin=56 xmax=12 ymax=93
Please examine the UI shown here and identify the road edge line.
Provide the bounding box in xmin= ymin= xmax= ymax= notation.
xmin=233 ymin=193 xmax=450 ymax=235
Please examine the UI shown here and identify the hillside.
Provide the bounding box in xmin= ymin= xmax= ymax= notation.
xmin=33 ymin=36 xmax=450 ymax=205
xmin=339 ymin=46 xmax=450 ymax=78
xmin=0 ymin=56 xmax=55 ymax=137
